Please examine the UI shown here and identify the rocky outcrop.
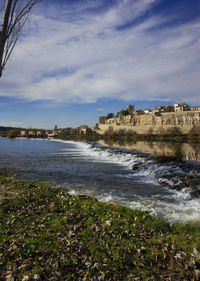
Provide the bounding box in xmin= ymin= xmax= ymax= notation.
xmin=97 ymin=111 xmax=200 ymax=135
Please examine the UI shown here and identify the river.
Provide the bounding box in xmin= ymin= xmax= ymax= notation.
xmin=0 ymin=137 xmax=200 ymax=224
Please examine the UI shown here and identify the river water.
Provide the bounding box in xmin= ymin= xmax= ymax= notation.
xmin=0 ymin=137 xmax=200 ymax=224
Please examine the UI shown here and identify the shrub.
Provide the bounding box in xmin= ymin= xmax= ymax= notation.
xmin=106 ymin=113 xmax=115 ymax=119
xmin=8 ymin=129 xmax=19 ymax=138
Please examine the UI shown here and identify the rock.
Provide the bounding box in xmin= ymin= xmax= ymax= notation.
xmin=155 ymin=155 xmax=177 ymax=163
xmin=106 ymin=200 xmax=118 ymax=207
xmin=185 ymin=179 xmax=199 ymax=187
xmin=95 ymin=225 xmax=100 ymax=232
xmin=132 ymin=162 xmax=143 ymax=170
xmin=22 ymin=276 xmax=29 ymax=281
xmin=158 ymin=180 xmax=169 ymax=187
xmin=193 ymin=248 xmax=200 ymax=259
xmin=85 ymin=261 xmax=91 ymax=268
xmin=190 ymin=189 xmax=200 ymax=198
xmin=195 ymin=269 xmax=200 ymax=279
xmin=6 ymin=274 xmax=14 ymax=281
xmin=182 ymin=174 xmax=200 ymax=189
xmin=105 ymin=220 xmax=111 ymax=226
xmin=33 ymin=274 xmax=41 ymax=281
xmin=159 ymin=173 xmax=200 ymax=193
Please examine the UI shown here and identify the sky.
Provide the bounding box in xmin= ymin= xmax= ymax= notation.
xmin=0 ymin=0 xmax=200 ymax=129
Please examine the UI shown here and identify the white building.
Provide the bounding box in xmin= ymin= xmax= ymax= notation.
xmin=174 ymin=104 xmax=190 ymax=112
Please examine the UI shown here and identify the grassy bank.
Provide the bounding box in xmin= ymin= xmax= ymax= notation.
xmin=0 ymin=175 xmax=200 ymax=280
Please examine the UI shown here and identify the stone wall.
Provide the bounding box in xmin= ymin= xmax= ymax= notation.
xmin=96 ymin=111 xmax=200 ymax=135
xmin=98 ymin=140 xmax=200 ymax=162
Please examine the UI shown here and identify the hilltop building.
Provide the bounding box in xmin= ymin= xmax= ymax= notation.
xmin=78 ymin=125 xmax=92 ymax=134
xmin=99 ymin=116 xmax=107 ymax=124
xmin=94 ymin=102 xmax=200 ymax=135
xmin=191 ymin=106 xmax=200 ymax=112
xmin=144 ymin=109 xmax=152 ymax=114
xmin=153 ymin=105 xmax=174 ymax=113
xmin=174 ymin=103 xmax=190 ymax=112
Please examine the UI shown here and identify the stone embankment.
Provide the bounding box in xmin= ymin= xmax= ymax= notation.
xmin=98 ymin=140 xmax=200 ymax=162
xmin=97 ymin=111 xmax=200 ymax=135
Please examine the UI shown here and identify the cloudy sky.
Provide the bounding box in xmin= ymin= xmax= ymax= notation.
xmin=0 ymin=0 xmax=200 ymax=129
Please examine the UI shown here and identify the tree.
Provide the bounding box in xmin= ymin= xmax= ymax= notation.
xmin=117 ymin=109 xmax=130 ymax=117
xmin=106 ymin=113 xmax=115 ymax=119
xmin=8 ymin=129 xmax=19 ymax=138
xmin=0 ymin=0 xmax=41 ymax=77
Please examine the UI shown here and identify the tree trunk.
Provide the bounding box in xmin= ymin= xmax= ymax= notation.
xmin=0 ymin=0 xmax=13 ymax=77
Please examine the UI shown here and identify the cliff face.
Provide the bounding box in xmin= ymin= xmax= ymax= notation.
xmin=97 ymin=111 xmax=200 ymax=135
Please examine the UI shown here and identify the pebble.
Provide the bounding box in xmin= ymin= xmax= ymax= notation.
xmin=33 ymin=274 xmax=41 ymax=280
xmin=19 ymin=264 xmax=27 ymax=271
xmin=105 ymin=220 xmax=111 ymax=226
xmin=195 ymin=270 xmax=200 ymax=279
xmin=6 ymin=274 xmax=14 ymax=281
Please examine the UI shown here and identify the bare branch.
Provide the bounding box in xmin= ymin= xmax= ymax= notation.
xmin=0 ymin=0 xmax=42 ymax=77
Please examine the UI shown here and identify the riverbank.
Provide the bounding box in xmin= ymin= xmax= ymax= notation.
xmin=2 ymin=128 xmax=200 ymax=144
xmin=53 ymin=131 xmax=200 ymax=145
xmin=0 ymin=175 xmax=200 ymax=280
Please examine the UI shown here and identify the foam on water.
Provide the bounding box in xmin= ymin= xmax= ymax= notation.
xmin=96 ymin=192 xmax=200 ymax=224
xmin=68 ymin=141 xmax=148 ymax=167
xmin=63 ymin=141 xmax=187 ymax=184
xmin=49 ymin=139 xmax=200 ymax=224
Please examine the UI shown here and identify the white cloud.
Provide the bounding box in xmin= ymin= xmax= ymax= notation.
xmin=0 ymin=121 xmax=25 ymax=127
xmin=0 ymin=0 xmax=200 ymax=104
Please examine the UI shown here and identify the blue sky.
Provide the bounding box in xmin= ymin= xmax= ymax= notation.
xmin=0 ymin=0 xmax=200 ymax=129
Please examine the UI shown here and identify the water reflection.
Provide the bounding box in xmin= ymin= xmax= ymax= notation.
xmin=98 ymin=140 xmax=200 ymax=162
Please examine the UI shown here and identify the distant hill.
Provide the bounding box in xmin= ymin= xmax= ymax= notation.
xmin=0 ymin=126 xmax=21 ymax=132
xmin=0 ymin=126 xmax=22 ymax=136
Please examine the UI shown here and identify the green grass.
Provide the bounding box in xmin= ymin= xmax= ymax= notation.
xmin=0 ymin=175 xmax=200 ymax=280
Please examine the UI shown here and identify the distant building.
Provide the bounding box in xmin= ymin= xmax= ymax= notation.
xmin=36 ymin=131 xmax=42 ymax=137
xmin=20 ymin=130 xmax=27 ymax=137
xmin=62 ymin=127 xmax=74 ymax=134
xmin=154 ymin=106 xmax=162 ymax=110
xmin=191 ymin=106 xmax=200 ymax=112
xmin=78 ymin=125 xmax=92 ymax=134
xmin=152 ymin=105 xmax=174 ymax=114
xmin=28 ymin=130 xmax=36 ymax=137
xmin=135 ymin=110 xmax=145 ymax=115
xmin=144 ymin=109 xmax=152 ymax=114
xmin=161 ymin=105 xmax=174 ymax=112
xmin=152 ymin=106 xmax=162 ymax=114
xmin=92 ymin=124 xmax=99 ymax=132
xmin=45 ymin=130 xmax=54 ymax=138
xmin=99 ymin=116 xmax=107 ymax=124
xmin=52 ymin=129 xmax=60 ymax=136
xmin=174 ymin=104 xmax=190 ymax=112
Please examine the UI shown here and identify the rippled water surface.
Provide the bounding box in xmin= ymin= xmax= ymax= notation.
xmin=0 ymin=137 xmax=200 ymax=224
